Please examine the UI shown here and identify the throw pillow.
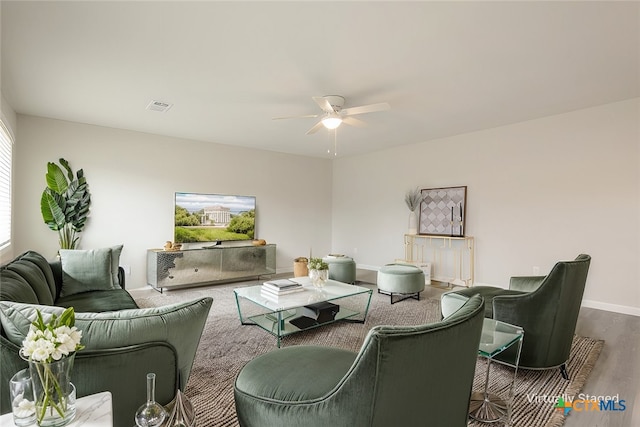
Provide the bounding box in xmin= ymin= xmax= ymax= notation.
xmin=59 ymin=248 xmax=113 ymax=297
xmin=109 ymin=244 xmax=123 ymax=288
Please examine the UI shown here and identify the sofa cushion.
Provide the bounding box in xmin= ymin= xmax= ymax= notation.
xmin=0 ymin=251 xmax=56 ymax=305
xmin=59 ymin=248 xmax=115 ymax=297
xmin=108 ymin=245 xmax=123 ymax=288
xmin=235 ymin=345 xmax=357 ymax=401
xmin=56 ymin=289 xmax=138 ymax=312
xmin=0 ymin=297 xmax=213 ymax=390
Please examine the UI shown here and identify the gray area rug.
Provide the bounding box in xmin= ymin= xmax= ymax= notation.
xmin=133 ymin=282 xmax=603 ymax=427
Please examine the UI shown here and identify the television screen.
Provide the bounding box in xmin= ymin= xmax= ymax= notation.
xmin=174 ymin=192 xmax=256 ymax=244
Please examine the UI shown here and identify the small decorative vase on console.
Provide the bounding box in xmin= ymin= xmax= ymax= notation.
xmin=408 ymin=210 xmax=418 ymax=235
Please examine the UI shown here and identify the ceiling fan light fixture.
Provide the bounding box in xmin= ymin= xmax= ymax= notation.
xmin=321 ymin=116 xmax=342 ymax=130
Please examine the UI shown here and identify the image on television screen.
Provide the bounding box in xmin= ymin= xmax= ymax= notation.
xmin=174 ymin=192 xmax=256 ymax=243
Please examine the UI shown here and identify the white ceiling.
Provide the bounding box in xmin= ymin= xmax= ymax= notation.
xmin=2 ymin=1 xmax=639 ymax=158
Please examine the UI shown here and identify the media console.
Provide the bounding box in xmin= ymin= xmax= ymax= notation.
xmin=147 ymin=244 xmax=276 ymax=292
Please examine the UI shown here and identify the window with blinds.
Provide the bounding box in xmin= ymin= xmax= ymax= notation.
xmin=0 ymin=120 xmax=13 ymax=249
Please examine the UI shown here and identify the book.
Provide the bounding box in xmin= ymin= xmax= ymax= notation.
xmin=260 ymin=287 xmax=304 ymax=301
xmin=260 ymin=290 xmax=281 ymax=301
xmin=326 ymin=254 xmax=345 ymax=258
xmin=301 ymin=301 xmax=340 ymax=323
xmin=263 ymin=279 xmax=301 ymax=289
xmin=262 ymin=285 xmax=303 ymax=295
xmin=261 ymin=286 xmax=305 ymax=297
xmin=262 ymin=279 xmax=303 ymax=294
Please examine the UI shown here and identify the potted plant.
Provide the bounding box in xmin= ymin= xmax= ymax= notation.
xmin=405 ymin=187 xmax=422 ymax=235
xmin=40 ymin=158 xmax=91 ymax=249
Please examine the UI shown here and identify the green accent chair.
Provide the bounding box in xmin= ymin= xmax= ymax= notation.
xmin=234 ymin=294 xmax=485 ymax=427
xmin=377 ymin=263 xmax=425 ymax=304
xmin=441 ymin=254 xmax=591 ymax=379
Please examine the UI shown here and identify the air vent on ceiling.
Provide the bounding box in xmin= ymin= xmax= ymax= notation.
xmin=146 ymin=100 xmax=173 ymax=113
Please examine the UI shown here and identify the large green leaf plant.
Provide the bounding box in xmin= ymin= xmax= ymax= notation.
xmin=40 ymin=158 xmax=91 ymax=249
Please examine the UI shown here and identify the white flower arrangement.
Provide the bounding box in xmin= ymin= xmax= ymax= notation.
xmin=13 ymin=397 xmax=36 ymax=418
xmin=21 ymin=307 xmax=84 ymax=363
xmin=20 ymin=307 xmax=83 ymax=424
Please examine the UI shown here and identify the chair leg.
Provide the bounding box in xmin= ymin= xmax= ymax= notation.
xmin=560 ymin=363 xmax=569 ymax=380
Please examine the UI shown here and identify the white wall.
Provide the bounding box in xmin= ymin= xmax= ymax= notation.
xmin=11 ymin=99 xmax=640 ymax=314
xmin=1 ymin=95 xmax=17 ymax=137
xmin=332 ymin=98 xmax=640 ymax=315
xmin=13 ymin=115 xmax=333 ymax=288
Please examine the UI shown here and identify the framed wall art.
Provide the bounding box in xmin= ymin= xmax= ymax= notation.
xmin=419 ymin=186 xmax=467 ymax=236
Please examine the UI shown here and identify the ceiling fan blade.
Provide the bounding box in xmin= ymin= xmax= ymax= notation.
xmin=305 ymin=120 xmax=325 ymax=135
xmin=342 ymin=116 xmax=367 ymax=128
xmin=312 ymin=96 xmax=335 ymax=113
xmin=273 ymin=114 xmax=319 ymax=120
xmin=341 ymin=102 xmax=390 ymax=116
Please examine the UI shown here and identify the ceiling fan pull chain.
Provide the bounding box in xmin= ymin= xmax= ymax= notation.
xmin=327 ymin=129 xmax=331 ymax=154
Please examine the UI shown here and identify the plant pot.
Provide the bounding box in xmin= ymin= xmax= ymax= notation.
xmin=294 ymin=258 xmax=309 ymax=277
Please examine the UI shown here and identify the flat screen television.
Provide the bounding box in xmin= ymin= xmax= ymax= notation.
xmin=174 ymin=192 xmax=256 ymax=244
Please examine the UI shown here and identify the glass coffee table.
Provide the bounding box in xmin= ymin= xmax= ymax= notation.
xmin=234 ymin=277 xmax=373 ymax=347
xmin=469 ymin=318 xmax=524 ymax=424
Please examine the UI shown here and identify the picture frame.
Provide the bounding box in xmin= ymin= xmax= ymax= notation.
xmin=419 ymin=186 xmax=467 ymax=236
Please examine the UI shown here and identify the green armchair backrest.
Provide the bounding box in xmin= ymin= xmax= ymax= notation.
xmin=493 ymin=254 xmax=591 ymax=369
xmin=365 ymin=294 xmax=485 ymax=426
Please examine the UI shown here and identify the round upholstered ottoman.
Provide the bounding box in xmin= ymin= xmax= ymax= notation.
xmin=323 ymin=256 xmax=356 ymax=284
xmin=377 ymin=264 xmax=425 ymax=304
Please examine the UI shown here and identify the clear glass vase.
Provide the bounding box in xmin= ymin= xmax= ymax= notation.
xmin=28 ymin=354 xmax=76 ymax=427
xmin=309 ymin=269 xmax=328 ymax=288
xmin=135 ymin=373 xmax=168 ymax=427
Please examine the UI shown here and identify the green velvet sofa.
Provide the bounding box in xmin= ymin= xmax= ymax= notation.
xmin=0 ymin=250 xmax=213 ymax=426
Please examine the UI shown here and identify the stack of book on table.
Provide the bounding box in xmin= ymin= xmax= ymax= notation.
xmin=261 ymin=279 xmax=305 ymax=300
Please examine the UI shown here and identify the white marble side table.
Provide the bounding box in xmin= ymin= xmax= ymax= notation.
xmin=0 ymin=391 xmax=112 ymax=427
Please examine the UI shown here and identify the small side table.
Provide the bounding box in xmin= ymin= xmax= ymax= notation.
xmin=0 ymin=391 xmax=113 ymax=427
xmin=469 ymin=318 xmax=524 ymax=424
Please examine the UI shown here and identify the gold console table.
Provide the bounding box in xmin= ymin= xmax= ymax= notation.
xmin=400 ymin=234 xmax=474 ymax=287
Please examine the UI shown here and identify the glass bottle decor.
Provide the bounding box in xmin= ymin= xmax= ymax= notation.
xmin=135 ymin=373 xmax=168 ymax=427
xmin=164 ymin=389 xmax=196 ymax=427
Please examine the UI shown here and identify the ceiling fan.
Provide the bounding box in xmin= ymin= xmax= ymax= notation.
xmin=273 ymin=95 xmax=391 ymax=135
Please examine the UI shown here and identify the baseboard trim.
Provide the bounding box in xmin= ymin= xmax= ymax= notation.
xmin=581 ymin=299 xmax=640 ymax=317
xmin=355 ymin=264 xmax=380 ymax=271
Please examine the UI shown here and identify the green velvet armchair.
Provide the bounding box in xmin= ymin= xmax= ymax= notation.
xmin=441 ymin=254 xmax=591 ymax=379
xmin=234 ymin=294 xmax=485 ymax=427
